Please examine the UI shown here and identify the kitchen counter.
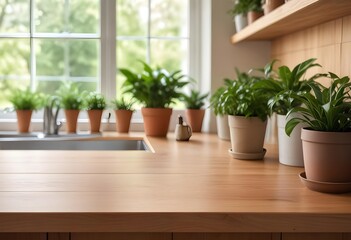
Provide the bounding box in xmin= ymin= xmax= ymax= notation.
xmin=0 ymin=133 xmax=350 ymax=235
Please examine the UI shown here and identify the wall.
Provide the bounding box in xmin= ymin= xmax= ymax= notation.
xmin=272 ymin=15 xmax=351 ymax=86
xmin=201 ymin=0 xmax=271 ymax=133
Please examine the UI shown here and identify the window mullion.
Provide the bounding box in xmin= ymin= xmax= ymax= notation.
xmin=30 ymin=0 xmax=36 ymax=91
xmin=100 ymin=0 xmax=116 ymax=100
xmin=147 ymin=0 xmax=151 ymax=64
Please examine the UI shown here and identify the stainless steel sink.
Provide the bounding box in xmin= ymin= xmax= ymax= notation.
xmin=0 ymin=132 xmax=150 ymax=151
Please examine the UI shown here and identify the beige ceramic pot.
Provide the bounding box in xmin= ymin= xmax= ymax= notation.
xmin=141 ymin=108 xmax=172 ymax=137
xmin=114 ymin=110 xmax=133 ymax=133
xmin=228 ymin=115 xmax=267 ymax=154
xmin=64 ymin=109 xmax=80 ymax=133
xmin=87 ymin=110 xmax=103 ymax=133
xmin=16 ymin=110 xmax=33 ymax=133
xmin=185 ymin=109 xmax=205 ymax=133
xmin=301 ymin=129 xmax=351 ymax=183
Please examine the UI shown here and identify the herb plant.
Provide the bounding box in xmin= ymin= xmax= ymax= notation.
xmin=285 ymin=73 xmax=351 ymax=136
xmin=228 ymin=0 xmax=251 ymax=16
xmin=85 ymin=92 xmax=106 ymax=110
xmin=8 ymin=87 xmax=43 ymax=110
xmin=120 ymin=61 xmax=189 ymax=108
xmin=210 ymin=79 xmax=233 ymax=116
xmin=111 ymin=97 xmax=135 ymax=111
xmin=248 ymin=0 xmax=263 ymax=12
xmin=219 ymin=71 xmax=271 ymax=121
xmin=56 ymin=81 xmax=84 ymax=110
xmin=254 ymin=58 xmax=325 ymax=115
xmin=182 ymin=90 xmax=208 ymax=109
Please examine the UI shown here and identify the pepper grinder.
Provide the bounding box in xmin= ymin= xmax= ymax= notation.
xmin=175 ymin=115 xmax=192 ymax=141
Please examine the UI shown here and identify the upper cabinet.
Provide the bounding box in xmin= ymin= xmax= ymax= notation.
xmin=231 ymin=0 xmax=351 ymax=44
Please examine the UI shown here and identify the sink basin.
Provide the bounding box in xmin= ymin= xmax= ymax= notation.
xmin=0 ymin=132 xmax=150 ymax=151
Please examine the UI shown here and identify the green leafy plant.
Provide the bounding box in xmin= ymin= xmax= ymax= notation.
xmin=56 ymin=81 xmax=84 ymax=110
xmin=85 ymin=92 xmax=106 ymax=110
xmin=120 ymin=61 xmax=189 ymax=108
xmin=8 ymin=87 xmax=43 ymax=110
xmin=228 ymin=0 xmax=251 ymax=16
xmin=210 ymin=79 xmax=234 ymax=116
xmin=111 ymin=97 xmax=135 ymax=111
xmin=219 ymin=70 xmax=271 ymax=121
xmin=254 ymin=58 xmax=325 ymax=115
xmin=248 ymin=0 xmax=263 ymax=12
xmin=285 ymin=73 xmax=351 ymax=136
xmin=182 ymin=90 xmax=208 ymax=109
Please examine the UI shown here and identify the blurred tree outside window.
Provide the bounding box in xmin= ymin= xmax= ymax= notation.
xmin=0 ymin=0 xmax=190 ymax=112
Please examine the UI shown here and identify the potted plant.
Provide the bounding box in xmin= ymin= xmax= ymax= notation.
xmin=220 ymin=71 xmax=271 ymax=160
xmin=85 ymin=92 xmax=106 ymax=133
xmin=286 ymin=73 xmax=351 ymax=192
xmin=262 ymin=0 xmax=284 ymax=15
xmin=56 ymin=82 xmax=84 ymax=133
xmin=111 ymin=97 xmax=135 ymax=133
xmin=229 ymin=0 xmax=250 ymax=32
xmin=120 ymin=61 xmax=188 ymax=137
xmin=181 ymin=89 xmax=208 ymax=133
xmin=8 ymin=87 xmax=43 ymax=133
xmin=248 ymin=0 xmax=263 ymax=24
xmin=210 ymin=79 xmax=233 ymax=140
xmin=254 ymin=58 xmax=324 ymax=166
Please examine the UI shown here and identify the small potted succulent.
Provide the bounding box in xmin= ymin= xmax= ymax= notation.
xmin=8 ymin=87 xmax=43 ymax=133
xmin=286 ymin=73 xmax=351 ymax=193
xmin=181 ymin=89 xmax=208 ymax=133
xmin=219 ymin=70 xmax=271 ymax=160
xmin=56 ymin=82 xmax=84 ymax=133
xmin=229 ymin=0 xmax=250 ymax=32
xmin=111 ymin=97 xmax=135 ymax=133
xmin=120 ymin=61 xmax=188 ymax=137
xmin=85 ymin=92 xmax=106 ymax=133
xmin=254 ymin=58 xmax=324 ymax=166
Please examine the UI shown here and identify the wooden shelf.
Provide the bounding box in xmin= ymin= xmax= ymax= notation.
xmin=231 ymin=0 xmax=351 ymax=43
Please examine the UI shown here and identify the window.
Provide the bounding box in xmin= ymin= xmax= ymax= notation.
xmin=0 ymin=0 xmax=194 ymax=118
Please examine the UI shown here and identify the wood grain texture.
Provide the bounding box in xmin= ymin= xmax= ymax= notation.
xmin=231 ymin=0 xmax=351 ymax=43
xmin=0 ymin=233 xmax=46 ymax=240
xmin=173 ymin=233 xmax=273 ymax=240
xmin=48 ymin=233 xmax=69 ymax=240
xmin=0 ymin=133 xmax=350 ymax=232
xmin=282 ymin=233 xmax=343 ymax=240
xmin=71 ymin=233 xmax=171 ymax=240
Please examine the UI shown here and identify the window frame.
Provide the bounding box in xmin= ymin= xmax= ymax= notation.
xmin=0 ymin=0 xmax=201 ymax=131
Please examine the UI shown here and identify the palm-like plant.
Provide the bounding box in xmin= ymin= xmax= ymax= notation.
xmin=285 ymin=73 xmax=351 ymax=135
xmin=120 ymin=61 xmax=188 ymax=108
xmin=254 ymin=58 xmax=325 ymax=115
xmin=182 ymin=90 xmax=208 ymax=109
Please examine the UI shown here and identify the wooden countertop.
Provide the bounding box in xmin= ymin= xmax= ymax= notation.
xmin=0 ymin=133 xmax=350 ymax=232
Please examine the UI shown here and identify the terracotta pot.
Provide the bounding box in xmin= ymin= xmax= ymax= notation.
xmin=216 ymin=115 xmax=230 ymax=141
xmin=301 ymin=129 xmax=351 ymax=183
xmin=16 ymin=110 xmax=33 ymax=133
xmin=264 ymin=0 xmax=284 ymax=14
xmin=141 ymin=108 xmax=172 ymax=137
xmin=277 ymin=114 xmax=304 ymax=167
xmin=248 ymin=11 xmax=264 ymax=24
xmin=185 ymin=109 xmax=205 ymax=133
xmin=228 ymin=115 xmax=267 ymax=154
xmin=64 ymin=109 xmax=80 ymax=133
xmin=87 ymin=110 xmax=103 ymax=133
xmin=114 ymin=110 xmax=133 ymax=133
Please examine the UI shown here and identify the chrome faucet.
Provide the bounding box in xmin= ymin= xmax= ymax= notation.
xmin=43 ymin=97 xmax=62 ymax=135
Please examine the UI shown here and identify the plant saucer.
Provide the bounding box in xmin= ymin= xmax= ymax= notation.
xmin=299 ymin=172 xmax=351 ymax=194
xmin=228 ymin=148 xmax=266 ymax=160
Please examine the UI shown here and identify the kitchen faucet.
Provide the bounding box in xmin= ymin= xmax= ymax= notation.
xmin=43 ymin=97 xmax=62 ymax=135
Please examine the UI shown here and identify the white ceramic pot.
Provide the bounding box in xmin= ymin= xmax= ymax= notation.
xmin=216 ymin=115 xmax=230 ymax=141
xmin=234 ymin=14 xmax=248 ymax=32
xmin=277 ymin=114 xmax=304 ymax=167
